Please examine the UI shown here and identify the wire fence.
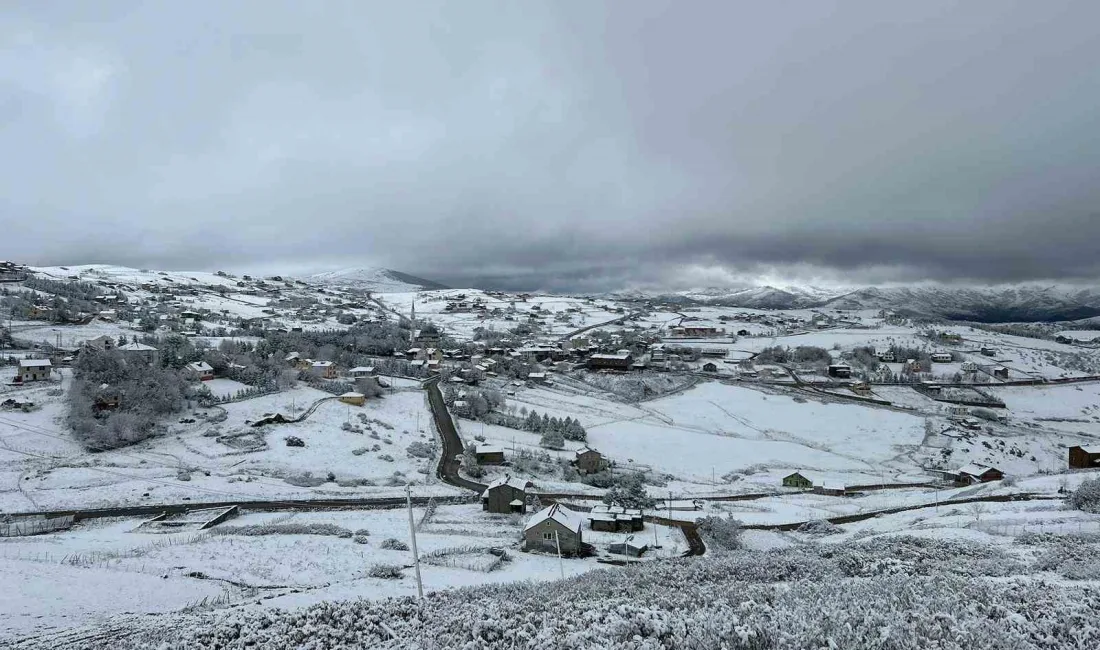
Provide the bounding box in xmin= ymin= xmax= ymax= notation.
xmin=0 ymin=515 xmax=74 ymax=537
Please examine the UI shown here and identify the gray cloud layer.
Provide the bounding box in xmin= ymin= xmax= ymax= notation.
xmin=2 ymin=1 xmax=1099 ymax=291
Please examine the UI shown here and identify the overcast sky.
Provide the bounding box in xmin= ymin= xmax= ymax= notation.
xmin=2 ymin=1 xmax=1099 ymax=291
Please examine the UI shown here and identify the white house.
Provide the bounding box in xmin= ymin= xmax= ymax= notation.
xmin=17 ymin=359 xmax=52 ymax=382
xmin=185 ymin=361 xmax=215 ymax=381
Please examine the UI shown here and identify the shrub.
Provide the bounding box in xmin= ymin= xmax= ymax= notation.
xmin=697 ymin=516 xmax=743 ymax=551
xmin=285 ymin=436 xmax=305 ymax=447
xmin=380 ymin=538 xmax=409 ymax=551
xmin=406 ymin=441 xmax=434 ymax=458
xmin=1069 ymin=478 xmax=1100 ymax=513
xmin=367 ymin=563 xmax=403 ymax=579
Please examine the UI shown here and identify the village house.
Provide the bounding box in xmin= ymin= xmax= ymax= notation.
xmin=960 ymin=361 xmax=978 ymax=373
xmin=827 ymin=364 xmax=852 ymax=379
xmin=338 ymin=392 xmax=366 ymax=407
xmin=474 ymin=443 xmax=506 ymax=465
xmin=573 ymin=447 xmax=608 ymax=474
xmin=17 ymin=359 xmax=52 ymax=383
xmin=481 ymin=475 xmax=532 ymax=514
xmin=980 ymin=346 xmax=997 ymax=357
xmin=526 ymin=372 xmax=547 ymax=383
xmin=702 ymin=362 xmax=718 ymax=372
xmin=85 ymin=335 xmax=115 ymax=351
xmin=992 ymin=366 xmax=1010 ymax=379
xmin=782 ymin=472 xmax=814 ymax=489
xmin=184 ymin=361 xmax=215 ymax=381
xmin=117 ymin=341 xmax=158 ymax=363
xmin=931 ymin=352 xmax=954 ymax=363
xmin=348 ymin=366 xmax=375 ymax=379
xmin=587 ymin=352 xmax=634 ymax=371
xmin=311 ymin=360 xmax=338 ymax=379
xmin=523 ymin=504 xmax=584 ymax=556
xmin=1068 ymin=445 xmax=1100 ymax=469
xmin=953 ymin=463 xmax=1003 ymax=485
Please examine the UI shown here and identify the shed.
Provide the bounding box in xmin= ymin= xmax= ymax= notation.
xmin=474 ymin=443 xmax=505 ymax=465
xmin=338 ymin=392 xmax=366 ymax=406
xmin=608 ymin=535 xmax=648 ymax=558
xmin=782 ymin=472 xmax=814 ymax=489
xmin=954 ymin=463 xmax=1003 ymax=485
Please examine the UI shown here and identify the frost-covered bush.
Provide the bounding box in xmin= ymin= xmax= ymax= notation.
xmin=378 ymin=453 xmax=394 ymax=462
xmin=283 ymin=473 xmax=326 ymax=487
xmin=367 ymin=563 xmax=403 ymax=579
xmin=380 ymin=538 xmax=409 ymax=551
xmin=406 ymin=441 xmax=434 ymax=458
xmin=696 ymin=515 xmax=743 ymax=551
xmin=1068 ymin=477 xmax=1100 ymax=513
xmin=284 ymin=436 xmax=304 ymax=447
xmin=797 ymin=519 xmax=841 ymax=536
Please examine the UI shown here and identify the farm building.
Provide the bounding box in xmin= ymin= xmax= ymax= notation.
xmin=992 ymin=367 xmax=1010 ymax=379
xmin=348 ymin=366 xmax=375 ymax=378
xmin=702 ymin=362 xmax=718 ymax=372
xmin=954 ymin=463 xmax=1003 ymax=485
xmin=16 ymin=359 xmax=53 ymax=383
xmin=782 ymin=472 xmax=813 ymax=489
xmin=474 ymin=443 xmax=506 ymax=465
xmin=1069 ymin=445 xmax=1100 ymax=469
xmin=931 ymin=353 xmax=954 ymax=363
xmin=827 ymin=364 xmax=852 ymax=378
xmin=523 ymin=504 xmax=584 ymax=556
xmin=481 ymin=475 xmax=532 ymax=514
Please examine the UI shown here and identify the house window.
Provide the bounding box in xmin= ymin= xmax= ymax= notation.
xmin=542 ymin=532 xmax=554 ymax=540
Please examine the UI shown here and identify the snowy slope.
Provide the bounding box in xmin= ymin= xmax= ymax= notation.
xmin=307 ymin=267 xmax=448 ymax=292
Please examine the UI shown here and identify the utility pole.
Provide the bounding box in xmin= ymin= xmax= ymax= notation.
xmin=405 ymin=484 xmax=424 ymax=600
xmin=667 ymin=490 xmax=673 ymax=544
xmin=554 ymin=529 xmax=564 ymax=579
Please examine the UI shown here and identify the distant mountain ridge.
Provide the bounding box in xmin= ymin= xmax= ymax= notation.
xmin=308 ymin=267 xmax=448 ymax=292
xmin=615 ymin=282 xmax=1100 ymax=322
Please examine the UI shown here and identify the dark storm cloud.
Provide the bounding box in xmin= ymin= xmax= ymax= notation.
xmin=2 ymin=0 xmax=1100 ymax=291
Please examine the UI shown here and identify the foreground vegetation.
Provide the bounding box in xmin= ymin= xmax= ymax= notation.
xmin=100 ymin=535 xmax=1100 ymax=649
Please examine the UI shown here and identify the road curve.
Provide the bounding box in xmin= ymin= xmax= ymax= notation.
xmin=424 ymin=376 xmax=487 ymax=493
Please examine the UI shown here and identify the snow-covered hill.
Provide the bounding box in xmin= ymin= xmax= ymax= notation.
xmin=823 ymin=284 xmax=1100 ymax=322
xmin=308 ymin=267 xmax=448 ymax=293
xmin=616 ymin=281 xmax=1100 ymax=322
xmin=613 ymin=285 xmax=847 ymax=309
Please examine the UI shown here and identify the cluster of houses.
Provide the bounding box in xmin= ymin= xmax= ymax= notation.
xmin=479 ymin=475 xmax=647 ymax=559
xmin=782 ymin=462 xmax=1007 ymax=494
